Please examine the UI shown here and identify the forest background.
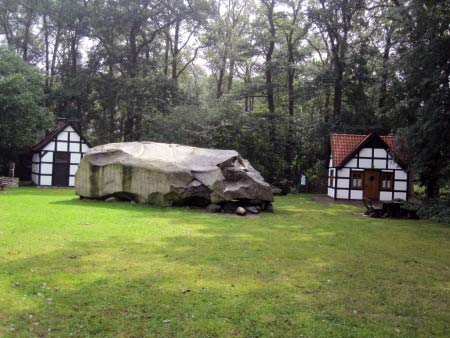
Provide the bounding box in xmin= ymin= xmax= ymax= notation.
xmin=0 ymin=0 xmax=449 ymax=198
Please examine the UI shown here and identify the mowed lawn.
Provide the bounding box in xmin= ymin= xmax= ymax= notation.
xmin=0 ymin=188 xmax=449 ymax=338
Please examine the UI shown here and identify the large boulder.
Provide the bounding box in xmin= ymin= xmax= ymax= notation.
xmin=75 ymin=142 xmax=273 ymax=207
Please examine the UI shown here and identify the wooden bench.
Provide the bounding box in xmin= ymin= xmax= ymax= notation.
xmin=363 ymin=197 xmax=385 ymax=218
xmin=0 ymin=177 xmax=15 ymax=191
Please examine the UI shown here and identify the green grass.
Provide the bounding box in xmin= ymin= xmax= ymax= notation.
xmin=0 ymin=188 xmax=449 ymax=338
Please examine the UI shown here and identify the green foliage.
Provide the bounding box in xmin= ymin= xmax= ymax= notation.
xmin=0 ymin=0 xmax=449 ymax=194
xmin=0 ymin=47 xmax=53 ymax=171
xmin=395 ymin=0 xmax=450 ymax=198
xmin=418 ymin=198 xmax=450 ymax=225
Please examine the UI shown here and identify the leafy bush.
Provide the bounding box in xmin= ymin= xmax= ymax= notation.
xmin=417 ymin=198 xmax=450 ymax=224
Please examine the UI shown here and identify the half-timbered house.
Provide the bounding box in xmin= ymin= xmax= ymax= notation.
xmin=31 ymin=119 xmax=90 ymax=187
xmin=328 ymin=133 xmax=409 ymax=201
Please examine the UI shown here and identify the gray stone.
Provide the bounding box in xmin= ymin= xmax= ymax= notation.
xmin=245 ymin=206 xmax=260 ymax=214
xmin=206 ymin=204 xmax=222 ymax=213
xmin=265 ymin=202 xmax=274 ymax=213
xmin=271 ymin=185 xmax=283 ymax=195
xmin=246 ymin=199 xmax=263 ymax=206
xmin=75 ymin=142 xmax=273 ymax=207
xmin=105 ymin=197 xmax=118 ymax=202
xmin=236 ymin=207 xmax=247 ymax=216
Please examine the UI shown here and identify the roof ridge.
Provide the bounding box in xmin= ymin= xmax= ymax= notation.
xmin=31 ymin=121 xmax=71 ymax=152
xmin=331 ymin=133 xmax=368 ymax=136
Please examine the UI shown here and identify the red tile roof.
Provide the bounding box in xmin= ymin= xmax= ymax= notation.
xmin=330 ymin=133 xmax=402 ymax=168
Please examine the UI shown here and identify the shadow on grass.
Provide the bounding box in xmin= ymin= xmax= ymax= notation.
xmin=2 ymin=231 xmax=449 ymax=338
xmin=2 ymin=191 xmax=450 ymax=337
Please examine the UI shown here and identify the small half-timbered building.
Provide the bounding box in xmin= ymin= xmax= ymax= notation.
xmin=328 ymin=133 xmax=409 ymax=201
xmin=31 ymin=119 xmax=90 ymax=187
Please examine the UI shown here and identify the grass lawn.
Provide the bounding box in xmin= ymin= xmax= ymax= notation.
xmin=0 ymin=188 xmax=449 ymax=338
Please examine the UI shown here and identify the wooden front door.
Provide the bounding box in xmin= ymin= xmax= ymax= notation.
xmin=363 ymin=170 xmax=380 ymax=200
xmin=52 ymin=152 xmax=70 ymax=186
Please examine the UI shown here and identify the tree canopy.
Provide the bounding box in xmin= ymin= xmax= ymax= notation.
xmin=0 ymin=0 xmax=449 ymax=197
xmin=0 ymin=47 xmax=52 ymax=172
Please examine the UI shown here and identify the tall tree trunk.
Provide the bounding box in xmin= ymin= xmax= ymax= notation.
xmin=265 ymin=51 xmax=275 ymax=114
xmin=333 ymin=59 xmax=343 ymax=119
xmin=379 ymin=26 xmax=392 ymax=111
xmin=43 ymin=14 xmax=50 ymax=90
xmin=22 ymin=8 xmax=33 ymax=61
xmin=285 ymin=42 xmax=296 ymax=179
xmin=171 ymin=19 xmax=180 ymax=104
xmin=124 ymin=23 xmax=139 ymax=141
xmin=171 ymin=20 xmax=180 ymax=82
xmin=49 ymin=28 xmax=61 ymax=87
xmin=164 ymin=30 xmax=170 ymax=77
xmin=423 ymin=161 xmax=441 ymax=199
xmin=227 ymin=58 xmax=235 ymax=93
xmin=216 ymin=51 xmax=227 ymax=99
xmin=70 ymin=35 xmax=78 ymax=74
xmin=265 ymin=0 xmax=276 ymax=115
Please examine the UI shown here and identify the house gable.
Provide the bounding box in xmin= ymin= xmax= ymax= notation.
xmin=328 ymin=132 xmax=409 ymax=201
xmin=31 ymin=121 xmax=90 ymax=187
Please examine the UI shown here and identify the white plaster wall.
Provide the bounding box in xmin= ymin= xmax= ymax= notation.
xmin=395 ymin=170 xmax=407 ymax=180
xmin=329 ymin=157 xmax=333 ymax=167
xmin=374 ymin=148 xmax=387 ymax=157
xmin=338 ymin=168 xmax=350 ymax=177
xmin=380 ymin=191 xmax=393 ymax=201
xmin=40 ymin=176 xmax=52 ymax=186
xmin=41 ymin=163 xmax=52 ymax=175
xmin=394 ymin=181 xmax=408 ymax=191
xmin=350 ymin=190 xmax=363 ymax=200
xmin=359 ymin=148 xmax=372 ymax=157
xmin=69 ymin=143 xmax=80 ymax=152
xmin=359 ymin=158 xmax=372 ymax=168
xmin=327 ymin=187 xmax=334 ymax=198
xmin=31 ymin=174 xmax=38 ymax=185
xmin=346 ymin=159 xmax=358 ymax=167
xmin=69 ymin=177 xmax=75 ymax=187
xmin=56 ymin=142 xmax=68 ymax=152
xmin=32 ymin=163 xmax=39 ymax=173
xmin=70 ymin=165 xmax=78 ymax=176
xmin=57 ymin=131 xmax=68 ymax=141
xmin=44 ymin=141 xmax=55 ymax=151
xmin=373 ymin=159 xmax=386 ymax=169
xmin=394 ymin=192 xmax=407 ymax=200
xmin=81 ymin=144 xmax=89 ymax=152
xmin=71 ymin=153 xmax=81 ymax=164
xmin=32 ymin=153 xmax=40 ymax=162
xmin=70 ymin=132 xmax=80 ymax=142
xmin=336 ymin=189 xmax=348 ymax=199
xmin=41 ymin=152 xmax=53 ymax=162
xmin=65 ymin=126 xmax=75 ymax=132
xmin=337 ymin=178 xmax=349 ymax=188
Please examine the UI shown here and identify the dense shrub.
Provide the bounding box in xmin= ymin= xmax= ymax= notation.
xmin=417 ymin=198 xmax=450 ymax=224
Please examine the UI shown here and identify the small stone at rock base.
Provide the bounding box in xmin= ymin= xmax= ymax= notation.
xmin=245 ymin=206 xmax=260 ymax=214
xmin=265 ymin=203 xmax=274 ymax=212
xmin=105 ymin=197 xmax=118 ymax=202
xmin=236 ymin=207 xmax=247 ymax=216
xmin=130 ymin=200 xmax=137 ymax=205
xmin=206 ymin=204 xmax=222 ymax=213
